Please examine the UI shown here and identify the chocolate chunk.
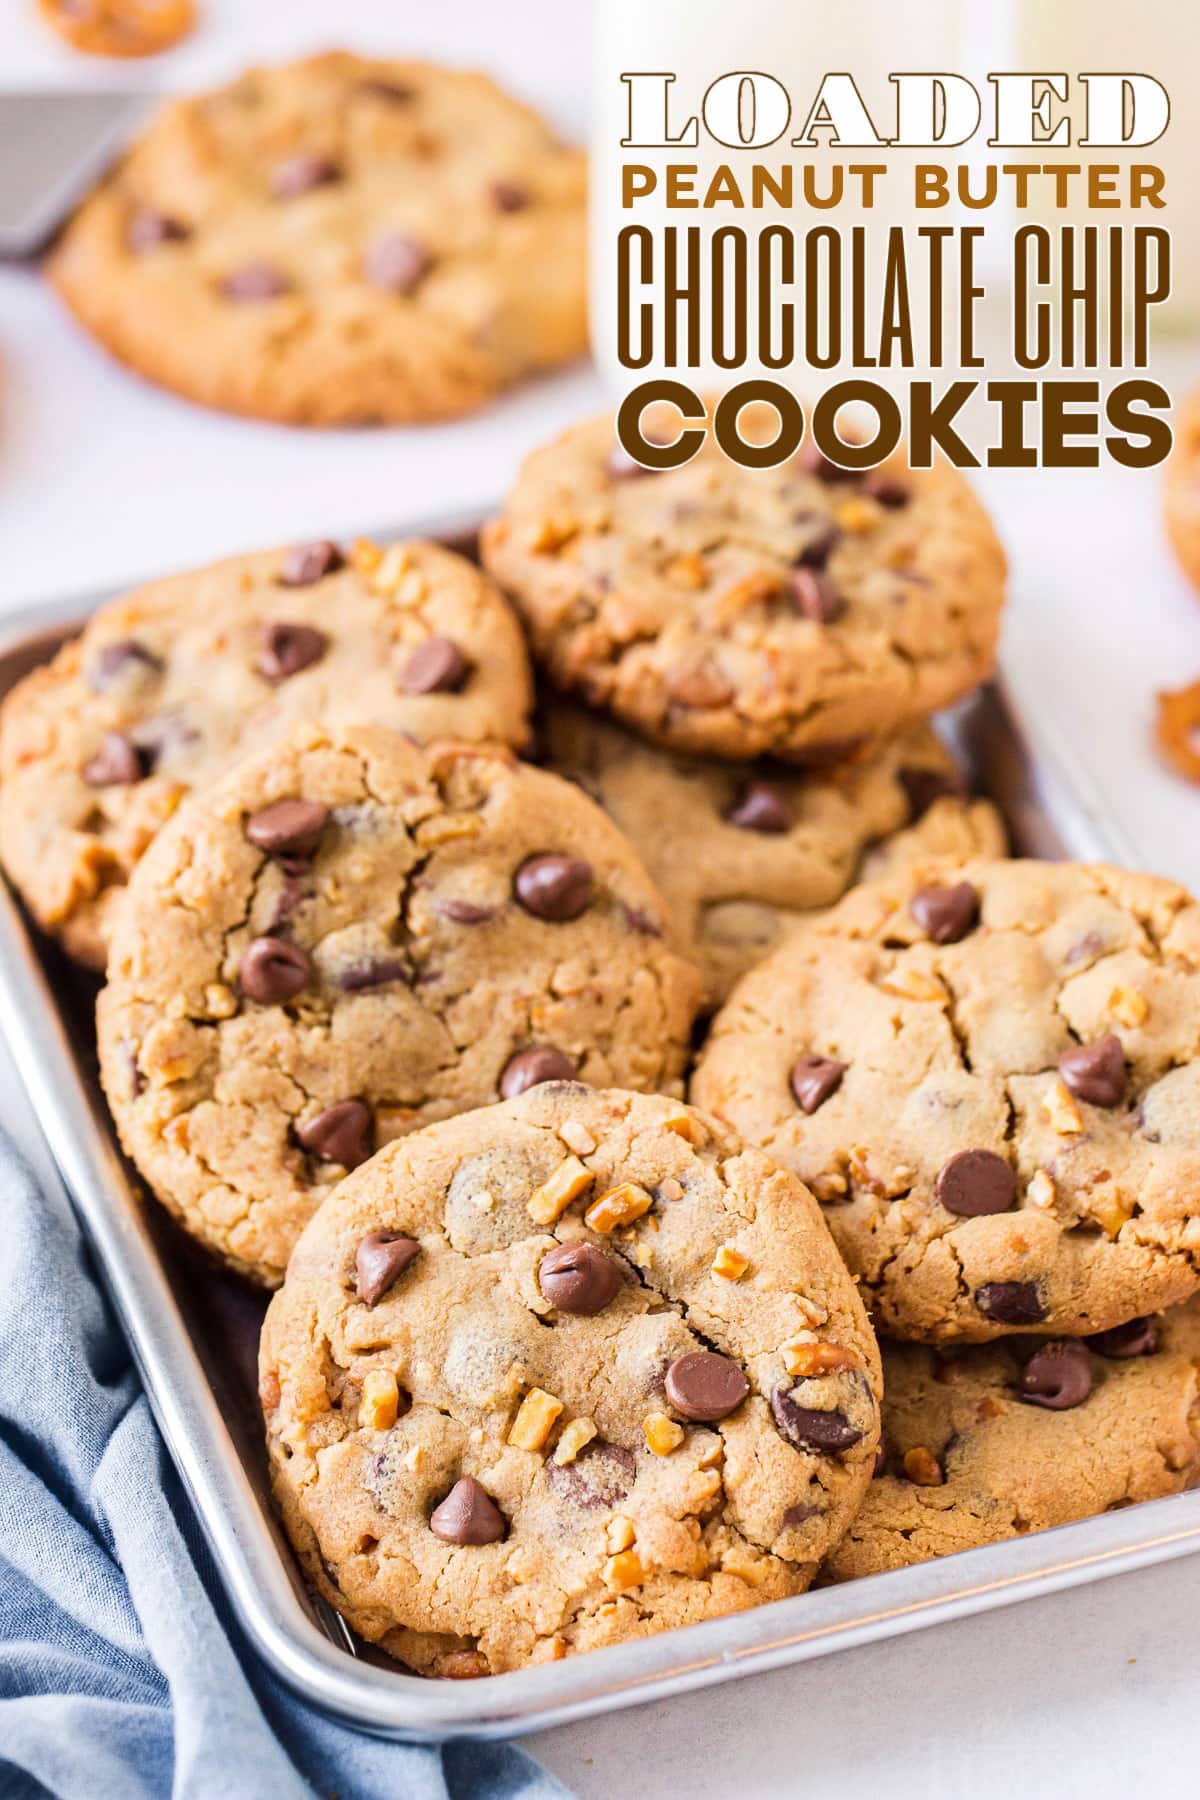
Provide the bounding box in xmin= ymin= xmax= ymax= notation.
xmin=238 ymin=935 xmax=312 ymax=1003
xmin=781 ymin=1502 xmax=820 ymax=1529
xmin=245 ymin=799 xmax=329 ymax=866
xmin=87 ymin=639 xmax=162 ymax=691
xmin=436 ymin=897 xmax=498 ymax=926
xmin=793 ymin=521 xmax=841 ymax=570
xmin=356 ymin=1229 xmax=420 ymax=1305
xmin=221 ymin=262 xmax=292 ymax=300
xmin=975 ymin=1281 xmax=1046 ymax=1326
xmin=1058 ymin=1034 xmax=1127 ymax=1108
xmin=279 ymin=540 xmax=343 ymax=587
xmin=258 ymin=621 xmax=328 ymax=682
xmin=339 ymin=956 xmax=409 ymax=992
xmin=545 ymin=1439 xmax=635 ymax=1510
xmin=271 ymin=152 xmax=341 ymax=199
xmin=398 ymin=636 xmax=470 ymax=695
xmin=491 ymin=179 xmax=529 ymax=211
xmin=770 ymin=1386 xmax=864 ymax=1453
xmin=127 ymin=209 xmax=188 ymax=252
xmin=935 ymin=1149 xmax=1016 ymax=1218
xmin=269 ymin=873 xmax=310 ymax=929
xmin=429 ymin=1476 xmax=506 ymax=1545
xmin=621 ymin=903 xmax=664 ymax=938
xmin=298 ymin=1100 xmax=373 ymax=1169
xmin=910 ymin=880 xmax=979 ymax=944
xmin=898 ymin=765 xmax=967 ymax=820
xmin=365 ymin=232 xmax=431 ymax=293
xmin=82 ymin=733 xmax=143 ymax=787
xmin=538 ymin=1243 xmax=621 ymax=1315
xmin=499 ymin=1046 xmax=578 ymax=1099
xmin=789 ymin=1054 xmax=846 ymax=1115
xmin=359 ymin=77 xmax=416 ymax=103
xmin=1019 ymin=1340 xmax=1093 ymax=1411
xmin=798 ymin=441 xmax=858 ymax=482
xmin=788 ymin=567 xmax=843 ymax=624
xmin=664 ymin=1351 xmax=749 ymax=1422
xmin=862 ymin=473 xmax=910 ymax=508
xmin=1088 ymin=1316 xmax=1160 ymax=1359
xmin=725 ymin=781 xmax=791 ymax=833
xmin=513 ymin=854 xmax=593 ymax=922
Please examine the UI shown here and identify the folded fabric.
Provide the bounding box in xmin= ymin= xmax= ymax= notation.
xmin=0 ymin=1131 xmax=565 ymax=1800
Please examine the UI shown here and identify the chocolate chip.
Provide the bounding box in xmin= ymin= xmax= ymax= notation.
xmin=436 ymin=897 xmax=498 ymax=926
xmin=238 ymin=935 xmax=312 ymax=1003
xmin=725 ymin=781 xmax=791 ymax=833
xmin=798 ymin=441 xmax=858 ymax=483
xmin=127 ymin=209 xmax=188 ymax=252
xmin=271 ymin=152 xmax=342 ymax=199
xmin=82 ymin=733 xmax=143 ymax=787
xmin=221 ymin=262 xmax=292 ymax=300
xmin=298 ymin=1100 xmax=373 ymax=1169
xmin=513 ymin=854 xmax=593 ymax=922
xmin=545 ymin=1440 xmax=635 ymax=1510
xmin=355 ymin=1229 xmax=420 ymax=1305
xmin=538 ymin=1243 xmax=621 ymax=1315
xmin=257 ymin=622 xmax=328 ymax=682
xmin=269 ymin=874 xmax=310 ymax=930
xmin=499 ymin=1046 xmax=577 ymax=1099
xmin=1019 ymin=1340 xmax=1093 ymax=1410
xmin=398 ymin=636 xmax=470 ymax=695
xmin=245 ymin=799 xmax=329 ymax=866
xmin=770 ymin=1386 xmax=864 ymax=1453
xmin=87 ymin=639 xmax=162 ymax=691
xmin=365 ymin=232 xmax=430 ymax=293
xmin=664 ymin=1351 xmax=749 ymax=1422
xmin=862 ymin=473 xmax=910 ymax=508
xmin=781 ymin=1502 xmax=820 ymax=1529
xmin=1088 ymin=1316 xmax=1160 ymax=1359
xmin=899 ymin=765 xmax=967 ymax=820
xmin=873 ymin=1441 xmax=888 ymax=1477
xmin=1058 ymin=1034 xmax=1127 ymax=1109
xmin=788 ymin=567 xmax=843 ymax=624
xmin=134 ymin=714 xmax=198 ymax=769
xmin=935 ymin=1149 xmax=1016 ymax=1218
xmin=279 ymin=540 xmax=342 ymax=587
xmin=359 ymin=77 xmax=416 ymax=103
xmin=793 ymin=521 xmax=841 ymax=570
xmin=429 ymin=1476 xmax=506 ymax=1545
xmin=789 ymin=1055 xmax=846 ymax=1115
xmin=911 ymin=880 xmax=979 ymax=944
xmin=339 ymin=956 xmax=409 ymax=992
xmin=975 ymin=1281 xmax=1046 ymax=1326
xmin=491 ymin=179 xmax=529 ymax=211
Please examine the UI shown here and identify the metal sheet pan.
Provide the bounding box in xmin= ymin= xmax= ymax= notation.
xmin=0 ymin=532 xmax=1197 ymax=1742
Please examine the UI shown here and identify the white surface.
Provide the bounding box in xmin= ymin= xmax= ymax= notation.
xmin=1 ymin=5 xmax=1199 ymax=1798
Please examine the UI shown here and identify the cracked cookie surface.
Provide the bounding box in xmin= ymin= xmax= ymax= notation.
xmin=540 ymin=699 xmax=1006 ymax=1009
xmin=823 ymin=1301 xmax=1200 ymax=1582
xmin=97 ymin=727 xmax=701 ymax=1286
xmin=48 ymin=52 xmax=587 ymax=424
xmin=481 ymin=413 xmax=1006 ymax=761
xmin=692 ymin=859 xmax=1200 ymax=1343
xmin=0 ymin=537 xmax=532 ymax=969
xmin=259 ymin=1085 xmax=882 ymax=1675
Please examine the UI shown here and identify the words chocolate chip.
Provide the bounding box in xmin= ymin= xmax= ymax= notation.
xmin=258 ymin=621 xmax=328 ymax=682
xmin=790 ymin=1055 xmax=846 ymax=1115
xmin=82 ymin=732 xmax=143 ymax=787
xmin=271 ymin=152 xmax=342 ymax=199
xmin=356 ymin=1230 xmax=421 ymax=1306
xmin=298 ymin=1100 xmax=373 ymax=1169
xmin=935 ymin=1149 xmax=1016 ymax=1218
xmin=499 ymin=1046 xmax=577 ymax=1099
xmin=365 ymin=232 xmax=431 ymax=293
xmin=221 ymin=262 xmax=292 ymax=301
xmin=1087 ymin=1316 xmax=1160 ymax=1359
xmin=664 ymin=1351 xmax=749 ymax=1422
xmin=770 ymin=1386 xmax=864 ymax=1453
xmin=429 ymin=1476 xmax=506 ymax=1545
xmin=238 ymin=935 xmax=312 ymax=1003
xmin=1058 ymin=1034 xmax=1127 ymax=1109
xmin=975 ymin=1281 xmax=1046 ymax=1326
xmin=1019 ymin=1340 xmax=1093 ymax=1411
xmin=88 ymin=639 xmax=162 ymax=691
xmin=911 ymin=881 xmax=979 ymax=944
xmin=280 ymin=540 xmax=343 ymax=587
xmin=513 ymin=854 xmax=593 ymax=921
xmin=789 ymin=567 xmax=843 ymax=623
xmin=725 ymin=781 xmax=791 ymax=833
xmin=538 ymin=1243 xmax=621 ymax=1315
xmin=246 ymin=799 xmax=329 ymax=865
xmin=398 ymin=636 xmax=470 ymax=695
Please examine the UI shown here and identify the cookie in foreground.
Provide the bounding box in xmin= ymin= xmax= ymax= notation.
xmin=259 ymin=1086 xmax=882 ymax=1676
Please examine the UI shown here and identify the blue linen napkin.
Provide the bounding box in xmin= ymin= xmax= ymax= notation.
xmin=0 ymin=1132 xmax=567 ymax=1799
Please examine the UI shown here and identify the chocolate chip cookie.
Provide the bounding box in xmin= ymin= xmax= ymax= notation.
xmin=823 ymin=1302 xmax=1200 ymax=1582
xmin=692 ymin=859 xmax=1200 ymax=1343
xmin=48 ymin=52 xmax=587 ymax=424
xmin=0 ymin=537 xmax=532 ymax=969
xmin=97 ymin=726 xmax=701 ymax=1285
xmin=481 ymin=413 xmax=1006 ymax=761
xmin=259 ymin=1085 xmax=882 ymax=1675
xmin=540 ymin=700 xmax=1006 ymax=1008
xmin=1166 ymin=385 xmax=1200 ymax=594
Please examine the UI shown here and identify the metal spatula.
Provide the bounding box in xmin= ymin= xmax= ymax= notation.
xmin=0 ymin=89 xmax=149 ymax=257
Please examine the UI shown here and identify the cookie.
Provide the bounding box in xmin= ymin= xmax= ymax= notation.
xmin=259 ymin=1085 xmax=882 ymax=1676
xmin=48 ymin=52 xmax=587 ymax=424
xmin=1166 ymin=386 xmax=1200 ymax=593
xmin=0 ymin=537 xmax=532 ymax=969
xmin=540 ymin=700 xmax=1007 ymax=1008
xmin=692 ymin=859 xmax=1200 ymax=1343
xmin=481 ymin=412 xmax=1006 ymax=761
xmin=823 ymin=1303 xmax=1200 ymax=1582
xmin=97 ymin=725 xmax=702 ymax=1286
